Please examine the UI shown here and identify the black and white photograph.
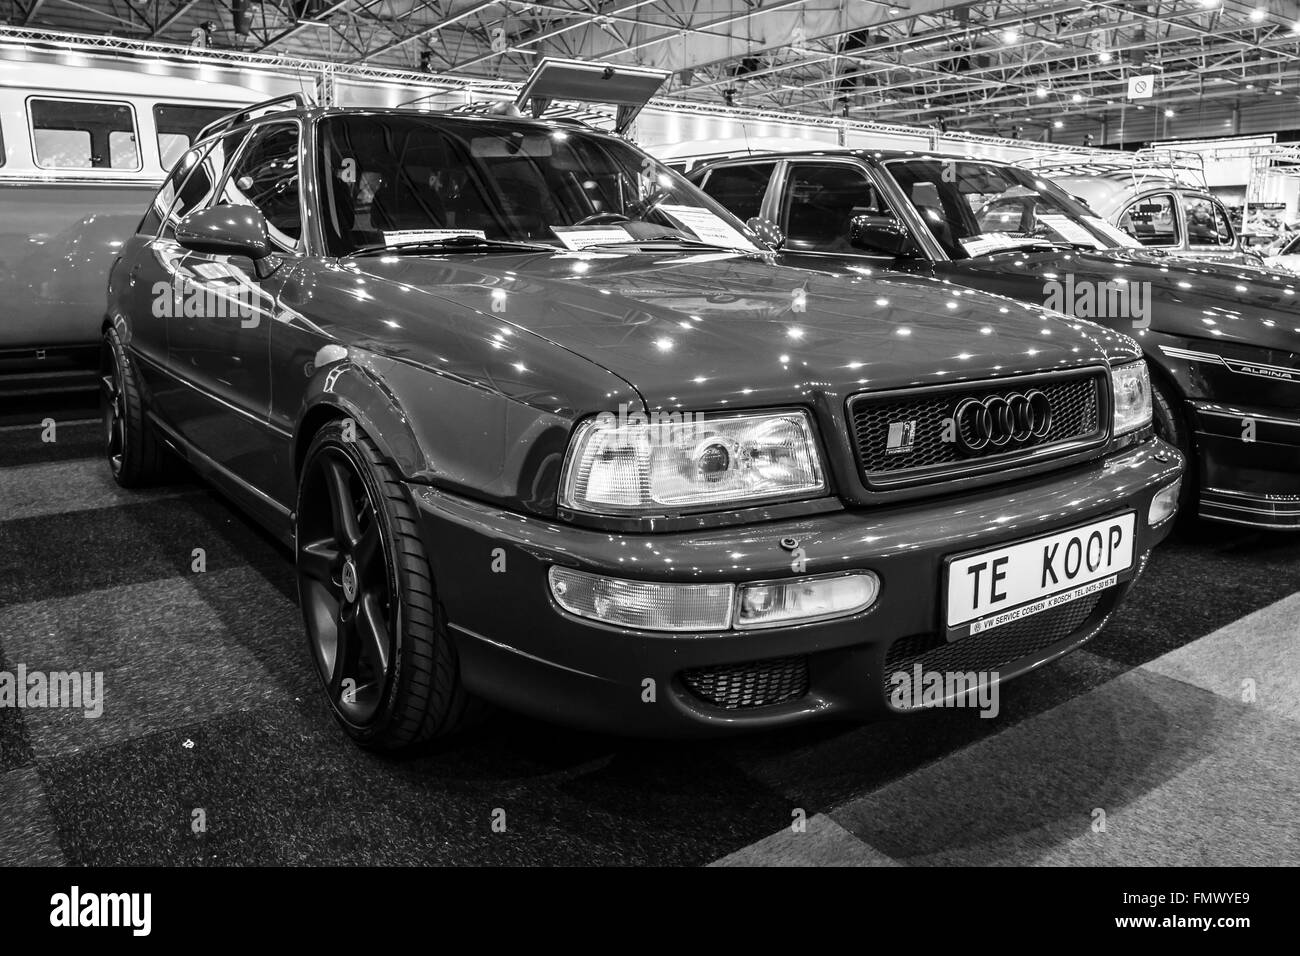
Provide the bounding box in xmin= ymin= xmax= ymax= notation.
xmin=0 ymin=0 xmax=1294 ymax=930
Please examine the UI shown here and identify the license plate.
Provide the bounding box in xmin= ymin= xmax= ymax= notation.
xmin=945 ymin=513 xmax=1136 ymax=636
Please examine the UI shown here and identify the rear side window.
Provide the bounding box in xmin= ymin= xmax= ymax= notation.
xmin=1185 ymin=198 xmax=1233 ymax=247
xmin=154 ymin=103 xmax=236 ymax=170
xmin=697 ymin=163 xmax=776 ymax=223
xmin=1118 ymin=193 xmax=1178 ymax=247
xmin=30 ymin=98 xmax=140 ymax=170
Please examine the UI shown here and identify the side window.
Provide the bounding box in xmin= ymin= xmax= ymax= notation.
xmin=219 ymin=122 xmax=302 ymax=251
xmin=781 ymin=163 xmax=889 ymax=254
xmin=1117 ymin=193 xmax=1178 ymax=247
xmin=138 ymin=145 xmax=206 ymax=235
xmin=154 ymin=103 xmax=236 ymax=170
xmin=160 ymin=129 xmax=247 ymax=239
xmin=1185 ymin=198 xmax=1233 ymax=247
xmin=30 ymin=98 xmax=140 ymax=170
xmin=697 ymin=163 xmax=776 ymax=223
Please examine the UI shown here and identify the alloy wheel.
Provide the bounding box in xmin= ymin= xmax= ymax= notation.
xmin=298 ymin=449 xmax=395 ymax=725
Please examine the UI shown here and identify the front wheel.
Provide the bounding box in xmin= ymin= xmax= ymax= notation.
xmin=295 ymin=421 xmax=485 ymax=751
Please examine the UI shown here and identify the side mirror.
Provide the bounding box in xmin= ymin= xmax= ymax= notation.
xmin=849 ymin=214 xmax=914 ymax=257
xmin=176 ymin=204 xmax=278 ymax=277
xmin=745 ymin=216 xmax=785 ymax=251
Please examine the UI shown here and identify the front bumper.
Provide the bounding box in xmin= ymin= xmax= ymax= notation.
xmin=1191 ymin=401 xmax=1300 ymax=530
xmin=412 ymin=440 xmax=1183 ymax=736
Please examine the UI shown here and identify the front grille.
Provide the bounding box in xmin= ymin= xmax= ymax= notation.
xmin=882 ymin=592 xmax=1105 ymax=700
xmin=682 ymin=655 xmax=809 ymax=710
xmin=847 ymin=369 xmax=1106 ymax=489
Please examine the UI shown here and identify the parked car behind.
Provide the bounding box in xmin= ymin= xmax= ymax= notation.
xmin=688 ymin=148 xmax=1300 ymax=529
xmin=1017 ymin=152 xmax=1261 ymax=267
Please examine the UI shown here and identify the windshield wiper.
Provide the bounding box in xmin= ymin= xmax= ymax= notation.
xmin=593 ymin=234 xmax=759 ymax=253
xmin=348 ymin=235 xmax=556 ymax=257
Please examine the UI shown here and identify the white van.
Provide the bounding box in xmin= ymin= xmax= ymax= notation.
xmin=0 ymin=60 xmax=258 ymax=393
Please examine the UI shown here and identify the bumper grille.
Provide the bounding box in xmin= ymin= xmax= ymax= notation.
xmin=848 ymin=370 xmax=1105 ymax=488
xmin=682 ymin=655 xmax=809 ymax=710
xmin=883 ymin=592 xmax=1105 ymax=700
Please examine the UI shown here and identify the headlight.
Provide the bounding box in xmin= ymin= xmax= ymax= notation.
xmin=559 ymin=409 xmax=826 ymax=514
xmin=1110 ymin=360 xmax=1152 ymax=436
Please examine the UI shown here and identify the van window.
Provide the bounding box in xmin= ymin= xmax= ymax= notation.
xmin=30 ymin=99 xmax=140 ymax=170
xmin=154 ymin=103 xmax=237 ymax=170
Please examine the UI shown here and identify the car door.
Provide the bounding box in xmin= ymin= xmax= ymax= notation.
xmin=164 ymin=119 xmax=302 ymax=498
xmin=123 ymin=142 xmax=213 ymax=384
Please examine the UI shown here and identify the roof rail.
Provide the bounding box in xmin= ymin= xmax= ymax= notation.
xmin=196 ymin=92 xmax=313 ymax=143
xmin=1019 ymin=147 xmax=1209 ymax=191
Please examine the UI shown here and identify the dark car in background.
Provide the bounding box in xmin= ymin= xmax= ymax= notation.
xmin=690 ymin=149 xmax=1300 ymax=529
xmin=103 ymin=101 xmax=1182 ymax=750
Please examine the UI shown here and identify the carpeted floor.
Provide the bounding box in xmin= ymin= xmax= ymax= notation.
xmin=1 ymin=399 xmax=1297 ymax=866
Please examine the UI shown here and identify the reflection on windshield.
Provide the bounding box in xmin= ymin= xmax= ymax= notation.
xmin=885 ymin=159 xmax=1140 ymax=258
xmin=316 ymin=115 xmax=758 ymax=256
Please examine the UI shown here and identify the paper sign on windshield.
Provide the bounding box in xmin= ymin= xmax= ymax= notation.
xmin=551 ymin=226 xmax=634 ymax=250
xmin=1036 ymin=214 xmax=1106 ymax=248
xmin=658 ymin=205 xmax=760 ymax=251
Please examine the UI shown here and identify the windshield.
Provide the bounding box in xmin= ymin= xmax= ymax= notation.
xmin=885 ymin=158 xmax=1141 ymax=259
xmin=316 ymin=114 xmax=760 ymax=256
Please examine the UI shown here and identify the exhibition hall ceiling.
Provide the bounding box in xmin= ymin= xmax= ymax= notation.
xmin=5 ymin=0 xmax=1300 ymax=136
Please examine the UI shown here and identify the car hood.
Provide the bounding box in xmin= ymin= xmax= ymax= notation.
xmin=342 ymin=250 xmax=1131 ymax=408
xmin=953 ymin=247 xmax=1300 ymax=355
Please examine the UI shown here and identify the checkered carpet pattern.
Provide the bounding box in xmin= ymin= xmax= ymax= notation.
xmin=1 ymin=408 xmax=1298 ymax=866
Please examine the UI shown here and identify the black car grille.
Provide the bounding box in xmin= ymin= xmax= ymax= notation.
xmin=882 ymin=592 xmax=1105 ymax=703
xmin=847 ymin=369 xmax=1106 ymax=488
xmin=682 ymin=655 xmax=809 ymax=710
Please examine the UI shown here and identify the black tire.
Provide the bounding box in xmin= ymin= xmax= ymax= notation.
xmin=100 ymin=321 xmax=171 ymax=487
xmin=1150 ymin=372 xmax=1197 ymax=513
xmin=296 ymin=421 xmax=486 ymax=751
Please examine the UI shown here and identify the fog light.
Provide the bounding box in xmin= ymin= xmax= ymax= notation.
xmin=547 ymin=567 xmax=881 ymax=632
xmin=736 ymin=571 xmax=879 ymax=629
xmin=549 ymin=567 xmax=734 ymax=631
xmin=1148 ymin=479 xmax=1182 ymax=526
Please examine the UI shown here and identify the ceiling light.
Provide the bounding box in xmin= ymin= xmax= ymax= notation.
xmin=1036 ymin=86 xmax=1049 ymax=98
xmin=1250 ymin=7 xmax=1267 ymax=20
xmin=1164 ymin=108 xmax=1175 ymax=117
xmin=1002 ymin=28 xmax=1019 ymax=44
xmin=1099 ymin=50 xmax=1113 ymax=63
xmin=1072 ymin=92 xmax=1084 ymax=103
xmin=1053 ymin=119 xmax=1064 ymax=128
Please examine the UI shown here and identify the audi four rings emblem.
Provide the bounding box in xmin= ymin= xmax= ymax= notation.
xmin=953 ymin=390 xmax=1054 ymax=453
